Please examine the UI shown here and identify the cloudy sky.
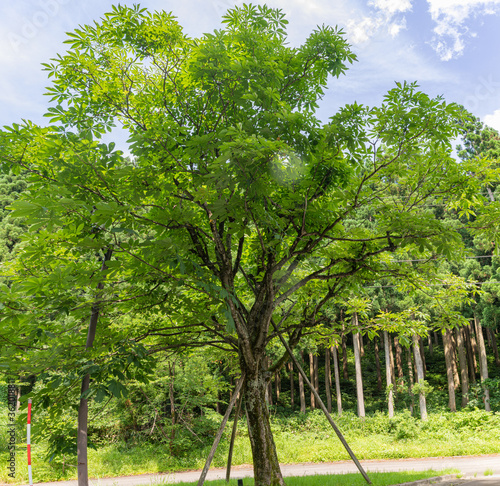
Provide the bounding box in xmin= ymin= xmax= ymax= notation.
xmin=1 ymin=0 xmax=500 ymax=144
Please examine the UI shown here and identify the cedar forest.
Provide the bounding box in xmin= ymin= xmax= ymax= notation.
xmin=1 ymin=4 xmax=500 ymax=486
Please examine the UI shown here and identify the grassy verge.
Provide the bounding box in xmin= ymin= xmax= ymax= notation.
xmin=169 ymin=470 xmax=459 ymax=486
xmin=1 ymin=409 xmax=499 ymax=483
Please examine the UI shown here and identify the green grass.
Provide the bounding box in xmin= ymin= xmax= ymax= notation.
xmin=168 ymin=469 xmax=458 ymax=486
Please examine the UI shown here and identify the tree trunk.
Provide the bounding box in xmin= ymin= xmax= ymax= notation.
xmin=427 ymin=334 xmax=434 ymax=356
xmin=352 ymin=314 xmax=365 ymax=418
xmin=394 ymin=336 xmax=404 ymax=380
xmin=406 ymin=348 xmax=414 ymax=415
xmin=450 ymin=331 xmax=460 ymax=389
xmin=275 ymin=371 xmax=281 ymax=404
xmin=360 ymin=333 xmax=365 ymax=358
xmin=384 ymin=331 xmax=394 ymax=418
xmin=288 ymin=362 xmax=295 ymax=410
xmin=433 ymin=331 xmax=439 ymax=346
xmin=299 ymin=351 xmax=306 ymax=413
xmin=464 ymin=325 xmax=477 ymax=384
xmin=169 ymin=362 xmax=176 ymax=454
xmin=443 ymin=329 xmax=457 ymax=412
xmin=309 ymin=352 xmax=316 ymax=409
xmin=77 ymin=249 xmax=112 ymax=486
xmin=243 ymin=365 xmax=285 ymax=486
xmin=313 ymin=353 xmax=319 ymax=396
xmin=341 ymin=322 xmax=349 ymax=380
xmin=412 ymin=335 xmax=427 ymax=421
xmin=389 ymin=333 xmax=395 ymax=386
xmin=490 ymin=328 xmax=500 ymax=367
xmin=455 ymin=327 xmax=469 ymax=408
xmin=418 ymin=337 xmax=426 ymax=379
xmin=374 ymin=337 xmax=383 ymax=392
xmin=469 ymin=323 xmax=479 ymax=376
xmin=474 ymin=316 xmax=491 ymax=412
xmin=325 ymin=347 xmax=332 ymax=413
xmin=332 ymin=345 xmax=342 ymax=416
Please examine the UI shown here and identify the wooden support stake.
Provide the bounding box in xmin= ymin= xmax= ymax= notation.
xmin=226 ymin=390 xmax=243 ymax=482
xmin=197 ymin=374 xmax=245 ymax=486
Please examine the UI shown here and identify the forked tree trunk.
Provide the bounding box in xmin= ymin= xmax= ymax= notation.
xmin=412 ymin=335 xmax=427 ymax=421
xmin=243 ymin=364 xmax=285 ymax=486
xmin=474 ymin=316 xmax=491 ymax=412
xmin=325 ymin=347 xmax=332 ymax=413
xmin=77 ymin=249 xmax=113 ymax=486
xmin=384 ymin=331 xmax=394 ymax=418
xmin=455 ymin=327 xmax=469 ymax=408
xmin=332 ymin=345 xmax=342 ymax=416
xmin=443 ymin=329 xmax=456 ymax=412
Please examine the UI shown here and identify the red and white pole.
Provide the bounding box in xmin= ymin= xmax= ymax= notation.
xmin=27 ymin=399 xmax=33 ymax=486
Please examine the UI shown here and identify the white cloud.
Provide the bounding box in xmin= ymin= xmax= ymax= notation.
xmin=427 ymin=0 xmax=500 ymax=60
xmin=346 ymin=0 xmax=411 ymax=45
xmin=484 ymin=109 xmax=500 ymax=132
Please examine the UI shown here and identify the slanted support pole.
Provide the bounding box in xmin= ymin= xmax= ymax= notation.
xmin=197 ymin=374 xmax=245 ymax=486
xmin=273 ymin=322 xmax=372 ymax=485
xmin=226 ymin=390 xmax=244 ymax=482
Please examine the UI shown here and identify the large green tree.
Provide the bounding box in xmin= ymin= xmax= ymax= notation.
xmin=1 ymin=5 xmax=495 ymax=485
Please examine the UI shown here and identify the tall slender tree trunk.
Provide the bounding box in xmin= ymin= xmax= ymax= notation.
xmin=412 ymin=335 xmax=427 ymax=421
xmin=359 ymin=333 xmax=365 ymax=358
xmin=384 ymin=331 xmax=394 ymax=418
xmin=469 ymin=323 xmax=479 ymax=376
xmin=474 ymin=316 xmax=491 ymax=412
xmin=299 ymin=351 xmax=306 ymax=413
xmin=288 ymin=362 xmax=295 ymax=410
xmin=450 ymin=331 xmax=460 ymax=389
xmin=443 ymin=329 xmax=457 ymax=412
xmin=394 ymin=336 xmax=404 ymax=380
xmin=325 ymin=347 xmax=332 ymax=413
xmin=406 ymin=348 xmax=414 ymax=415
xmin=77 ymin=249 xmax=113 ymax=486
xmin=389 ymin=334 xmax=395 ymax=386
xmin=433 ymin=332 xmax=439 ymax=346
xmin=455 ymin=327 xmax=469 ymax=408
xmin=313 ymin=353 xmax=319 ymax=396
xmin=275 ymin=371 xmax=281 ymax=404
xmin=332 ymin=346 xmax=342 ymax=416
xmin=427 ymin=334 xmax=434 ymax=356
xmin=169 ymin=362 xmax=176 ymax=454
xmin=341 ymin=321 xmax=349 ymax=379
xmin=309 ymin=352 xmax=316 ymax=409
xmin=352 ymin=313 xmax=365 ymax=418
xmin=418 ymin=337 xmax=426 ymax=379
xmin=374 ymin=337 xmax=383 ymax=392
xmin=464 ymin=325 xmax=477 ymax=384
xmin=490 ymin=327 xmax=500 ymax=366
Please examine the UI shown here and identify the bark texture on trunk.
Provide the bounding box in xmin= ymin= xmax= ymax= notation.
xmin=244 ymin=367 xmax=285 ymax=486
xmin=325 ymin=347 xmax=332 ymax=413
xmin=383 ymin=331 xmax=394 ymax=418
xmin=299 ymin=351 xmax=306 ymax=413
xmin=288 ymin=362 xmax=295 ymax=410
xmin=412 ymin=335 xmax=427 ymax=421
xmin=309 ymin=352 xmax=316 ymax=409
xmin=443 ymin=329 xmax=456 ymax=412
xmin=374 ymin=337 xmax=382 ymax=392
xmin=464 ymin=325 xmax=477 ymax=383
xmin=491 ymin=328 xmax=500 ymax=366
xmin=332 ymin=345 xmax=342 ymax=416
xmin=341 ymin=321 xmax=349 ymax=379
xmin=474 ymin=316 xmax=491 ymax=412
xmin=394 ymin=336 xmax=403 ymax=380
xmin=456 ymin=327 xmax=469 ymax=408
xmin=352 ymin=316 xmax=365 ymax=418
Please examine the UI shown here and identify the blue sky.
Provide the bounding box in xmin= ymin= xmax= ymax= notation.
xmin=1 ymin=0 xmax=500 ymax=144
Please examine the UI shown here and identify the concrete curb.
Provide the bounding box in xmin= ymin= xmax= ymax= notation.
xmin=391 ymin=474 xmax=458 ymax=485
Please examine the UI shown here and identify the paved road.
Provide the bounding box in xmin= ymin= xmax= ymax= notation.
xmin=32 ymin=454 xmax=500 ymax=485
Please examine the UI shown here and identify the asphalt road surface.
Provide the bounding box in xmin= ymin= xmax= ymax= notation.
xmin=32 ymin=454 xmax=500 ymax=486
